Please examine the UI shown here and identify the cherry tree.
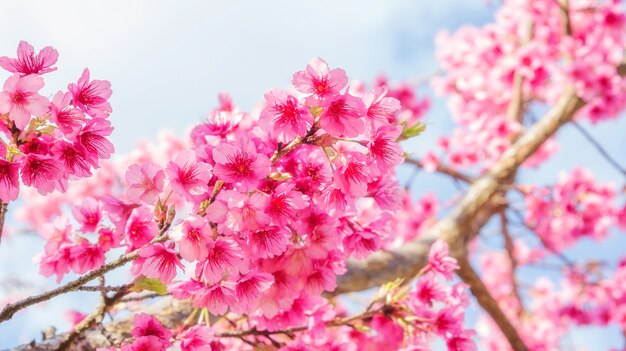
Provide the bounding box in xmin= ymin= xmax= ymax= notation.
xmin=1 ymin=0 xmax=626 ymax=350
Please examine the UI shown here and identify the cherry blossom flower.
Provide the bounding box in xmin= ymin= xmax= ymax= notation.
xmin=49 ymin=91 xmax=85 ymax=136
xmin=125 ymin=162 xmax=165 ymax=204
xmin=138 ymin=242 xmax=183 ymax=284
xmin=366 ymin=125 xmax=404 ymax=173
xmin=165 ymin=151 xmax=211 ymax=199
xmin=68 ymin=68 xmax=112 ymax=118
xmin=212 ymin=139 xmax=270 ymax=191
xmin=0 ymin=74 xmax=48 ymax=129
xmin=125 ymin=206 xmax=158 ymax=251
xmin=427 ymin=240 xmax=459 ymax=280
xmin=20 ymin=154 xmax=65 ymax=195
xmin=260 ymin=89 xmax=314 ymax=143
xmin=196 ymin=238 xmax=243 ymax=284
xmin=292 ymin=57 xmax=348 ymax=99
xmin=319 ymin=93 xmax=366 ymax=138
xmin=264 ymin=182 xmax=310 ymax=225
xmin=77 ymin=119 xmax=115 ymax=165
xmin=170 ymin=215 xmax=211 ymax=261
xmin=247 ymin=226 xmax=289 ymax=259
xmin=0 ymin=41 xmax=58 ymax=75
xmin=71 ymin=197 xmax=102 ymax=233
xmin=131 ymin=313 xmax=172 ymax=342
xmin=179 ymin=325 xmax=214 ymax=351
xmin=0 ymin=159 xmax=20 ymax=202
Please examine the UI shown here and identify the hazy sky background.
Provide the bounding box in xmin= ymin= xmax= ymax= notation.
xmin=0 ymin=1 xmax=625 ymax=349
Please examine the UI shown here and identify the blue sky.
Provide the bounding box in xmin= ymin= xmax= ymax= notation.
xmin=0 ymin=1 xmax=625 ymax=349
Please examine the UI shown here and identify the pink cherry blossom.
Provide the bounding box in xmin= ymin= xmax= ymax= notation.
xmin=0 ymin=159 xmax=20 ymax=202
xmin=0 ymin=41 xmax=58 ymax=76
xmin=171 ymin=215 xmax=211 ymax=261
xmin=165 ymin=151 xmax=211 ymax=199
xmin=68 ymin=241 xmax=104 ymax=274
xmin=319 ymin=93 xmax=366 ymax=138
xmin=233 ymin=270 xmax=274 ymax=312
xmin=51 ymin=141 xmax=92 ymax=177
xmin=68 ymin=68 xmax=112 ymax=118
xmin=427 ymin=240 xmax=459 ymax=281
xmin=264 ymin=182 xmax=310 ymax=225
xmin=121 ymin=336 xmax=166 ymax=351
xmin=0 ymin=74 xmax=49 ymax=129
xmin=138 ymin=242 xmax=183 ymax=284
xmin=77 ymin=119 xmax=115 ymax=165
xmin=125 ymin=206 xmax=158 ymax=251
xmin=195 ymin=281 xmax=236 ymax=315
xmin=20 ymin=154 xmax=65 ymax=195
xmin=126 ymin=162 xmax=165 ymax=204
xmin=363 ymin=86 xmax=401 ymax=124
xmin=71 ymin=197 xmax=102 ymax=233
xmin=335 ymin=153 xmax=373 ymax=198
xmin=247 ymin=226 xmax=289 ymax=259
xmin=131 ymin=313 xmax=172 ymax=342
xmin=179 ymin=325 xmax=214 ymax=351
xmin=260 ymin=89 xmax=314 ymax=143
xmin=367 ymin=125 xmax=404 ymax=173
xmin=196 ymin=238 xmax=243 ymax=284
xmin=292 ymin=57 xmax=348 ymax=99
xmin=49 ymin=91 xmax=85 ymax=136
xmin=212 ymin=139 xmax=270 ymax=191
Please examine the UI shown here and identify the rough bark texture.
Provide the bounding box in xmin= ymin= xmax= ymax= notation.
xmin=6 ymin=84 xmax=589 ymax=351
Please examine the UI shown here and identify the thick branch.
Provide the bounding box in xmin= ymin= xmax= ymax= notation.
xmin=457 ymin=255 xmax=528 ymax=351
xmin=337 ymin=87 xmax=584 ymax=294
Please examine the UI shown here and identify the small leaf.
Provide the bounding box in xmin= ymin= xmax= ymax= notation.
xmin=399 ymin=122 xmax=426 ymax=141
xmin=130 ymin=276 xmax=168 ymax=295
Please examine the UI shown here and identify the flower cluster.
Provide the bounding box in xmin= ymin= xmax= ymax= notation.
xmin=100 ymin=240 xmax=474 ymax=351
xmin=0 ymin=41 xmax=113 ymax=202
xmin=524 ymin=168 xmax=618 ymax=250
xmin=427 ymin=0 xmax=626 ymax=170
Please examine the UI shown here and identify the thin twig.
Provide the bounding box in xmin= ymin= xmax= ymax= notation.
xmin=0 ymin=225 xmax=170 ymax=323
xmin=270 ymin=123 xmax=320 ymax=163
xmin=403 ymin=158 xmax=475 ymax=183
xmin=499 ymin=211 xmax=525 ymax=316
xmin=0 ymin=202 xmax=8 ymax=246
xmin=55 ymin=290 xmax=128 ymax=351
xmin=78 ymin=284 xmax=133 ymax=293
xmin=509 ymin=208 xmax=575 ymax=266
xmin=570 ymin=120 xmax=626 ymax=177
xmin=217 ymin=305 xmax=386 ymax=338
xmin=121 ymin=292 xmax=163 ymax=303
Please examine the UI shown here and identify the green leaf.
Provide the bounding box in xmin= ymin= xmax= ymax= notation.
xmin=399 ymin=122 xmax=426 ymax=141
xmin=130 ymin=276 xmax=168 ymax=295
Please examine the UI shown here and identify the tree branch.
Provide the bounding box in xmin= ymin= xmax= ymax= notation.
xmin=500 ymin=211 xmax=525 ymax=316
xmin=0 ymin=226 xmax=170 ymax=324
xmin=55 ymin=290 xmax=128 ymax=351
xmin=570 ymin=120 xmax=626 ymax=177
xmin=403 ymin=158 xmax=475 ymax=184
xmin=0 ymin=202 xmax=8 ymax=246
xmin=338 ymin=87 xmax=584 ymax=295
xmin=456 ymin=255 xmax=528 ymax=351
